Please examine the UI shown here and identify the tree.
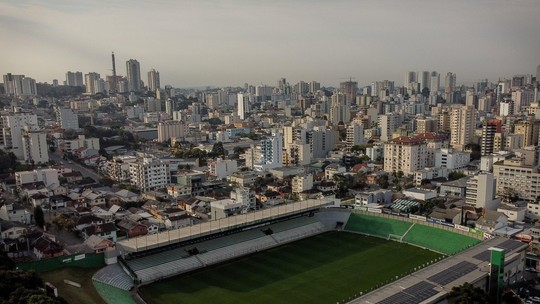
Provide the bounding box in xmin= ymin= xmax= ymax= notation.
xmin=63 ymin=129 xmax=78 ymax=140
xmin=211 ymin=142 xmax=226 ymax=158
xmin=448 ymin=171 xmax=466 ymax=181
xmin=377 ymin=174 xmax=389 ymax=189
xmin=448 ymin=282 xmax=490 ymax=304
xmin=233 ymin=146 xmax=245 ymax=155
xmin=34 ymin=206 xmax=45 ymax=229
xmin=0 ymin=149 xmax=18 ymax=173
xmin=464 ymin=143 xmax=481 ymax=161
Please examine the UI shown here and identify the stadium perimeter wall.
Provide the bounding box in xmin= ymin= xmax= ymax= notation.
xmin=16 ymin=252 xmax=105 ymax=272
xmin=347 ymin=209 xmax=485 ymax=240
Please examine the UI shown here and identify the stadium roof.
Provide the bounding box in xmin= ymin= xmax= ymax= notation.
xmin=350 ymin=237 xmax=527 ymax=304
xmin=117 ymin=198 xmax=334 ymax=254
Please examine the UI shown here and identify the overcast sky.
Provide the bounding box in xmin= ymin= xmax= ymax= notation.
xmin=1 ymin=0 xmax=539 ymax=88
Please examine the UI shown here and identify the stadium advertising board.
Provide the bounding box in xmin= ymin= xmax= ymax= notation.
xmin=441 ymin=222 xmax=454 ymax=227
xmin=409 ymin=214 xmax=427 ymax=222
xmin=367 ymin=207 xmax=382 ymax=214
xmin=74 ymin=254 xmax=86 ymax=261
xmin=426 ymin=217 xmax=441 ymax=224
xmin=454 ymin=224 xmax=470 ymax=232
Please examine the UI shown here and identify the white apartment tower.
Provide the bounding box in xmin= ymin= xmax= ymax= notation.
xmin=55 ymin=107 xmax=79 ymax=130
xmin=65 ymin=71 xmax=83 ymax=86
xmin=237 ymin=93 xmax=249 ymax=120
xmin=21 ymin=127 xmax=49 ymax=164
xmin=84 ymin=72 xmax=101 ymax=94
xmin=329 ymin=92 xmax=350 ymax=125
xmin=3 ymin=74 xmax=37 ymax=97
xmin=157 ymin=120 xmax=186 ymax=143
xmin=384 ymin=137 xmax=427 ymax=176
xmin=128 ymin=158 xmax=169 ymax=192
xmin=379 ymin=113 xmax=402 ymax=142
xmin=465 ymin=173 xmax=497 ymax=210
xmin=254 ymin=133 xmax=283 ymax=171
xmin=346 ymin=123 xmax=365 ymax=150
xmin=0 ymin=113 xmax=39 ymax=159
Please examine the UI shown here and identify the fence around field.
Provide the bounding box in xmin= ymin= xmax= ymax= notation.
xmin=344 ymin=212 xmax=482 ymax=255
xmin=350 ymin=208 xmax=485 ymax=240
xmin=16 ymin=252 xmax=105 ymax=272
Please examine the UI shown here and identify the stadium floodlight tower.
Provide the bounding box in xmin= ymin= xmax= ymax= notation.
xmin=488 ymin=247 xmax=505 ymax=304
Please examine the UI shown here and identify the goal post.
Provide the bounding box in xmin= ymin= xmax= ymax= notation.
xmin=388 ymin=234 xmax=402 ymax=242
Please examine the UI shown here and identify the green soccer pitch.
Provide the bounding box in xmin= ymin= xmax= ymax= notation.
xmin=139 ymin=231 xmax=443 ymax=304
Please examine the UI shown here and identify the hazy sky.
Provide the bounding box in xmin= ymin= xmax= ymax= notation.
xmin=1 ymin=0 xmax=539 ymax=88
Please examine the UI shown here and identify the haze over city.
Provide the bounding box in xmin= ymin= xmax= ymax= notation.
xmin=2 ymin=0 xmax=540 ymax=87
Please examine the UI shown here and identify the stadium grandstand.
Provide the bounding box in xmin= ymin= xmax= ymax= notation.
xmin=92 ymin=201 xmax=528 ymax=304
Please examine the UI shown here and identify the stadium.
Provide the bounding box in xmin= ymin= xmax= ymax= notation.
xmin=91 ymin=198 xmax=528 ymax=304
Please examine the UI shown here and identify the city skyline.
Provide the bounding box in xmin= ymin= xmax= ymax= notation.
xmin=1 ymin=0 xmax=540 ymax=87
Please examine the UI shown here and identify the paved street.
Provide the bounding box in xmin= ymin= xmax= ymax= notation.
xmin=50 ymin=152 xmax=101 ymax=182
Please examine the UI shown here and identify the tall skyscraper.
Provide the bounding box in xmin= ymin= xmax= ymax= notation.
xmin=339 ymin=80 xmax=358 ymax=104
xmin=445 ymin=72 xmax=456 ymax=93
xmin=65 ymin=71 xmax=83 ymax=86
xmin=418 ymin=71 xmax=430 ymax=92
xmin=404 ymin=71 xmax=417 ymax=87
xmin=147 ymin=69 xmax=160 ymax=92
xmin=126 ymin=59 xmax=142 ymax=92
xmin=329 ymin=92 xmax=350 ymax=125
xmin=84 ymin=72 xmax=100 ymax=94
xmin=430 ymin=71 xmax=440 ymax=95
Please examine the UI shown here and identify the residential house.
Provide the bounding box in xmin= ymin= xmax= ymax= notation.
xmin=475 ymin=210 xmax=508 ymax=233
xmin=0 ymin=221 xmax=27 ymax=240
xmin=62 ymin=171 xmax=84 ymax=183
xmin=164 ymin=214 xmax=191 ymax=229
xmin=74 ymin=215 xmax=105 ymax=231
xmin=33 ymin=235 xmax=65 ymax=259
xmin=117 ymin=220 xmax=148 ymax=238
xmin=81 ymin=222 xmax=117 ymax=242
xmin=0 ymin=203 xmax=31 ymax=224
xmin=30 ymin=193 xmax=49 ymax=208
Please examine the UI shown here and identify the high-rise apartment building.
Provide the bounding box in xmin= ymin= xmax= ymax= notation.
xmin=514 ymin=116 xmax=540 ymax=147
xmin=379 ymin=113 xmax=402 ymax=142
xmin=84 ymin=72 xmax=101 ymax=95
xmin=147 ymin=69 xmax=160 ymax=92
xmin=21 ymin=127 xmax=49 ymax=164
xmin=237 ymin=93 xmax=249 ymax=120
xmin=3 ymin=74 xmax=37 ymax=97
xmin=465 ymin=173 xmax=497 ymax=210
xmin=55 ymin=107 xmax=79 ymax=130
xmin=384 ymin=137 xmax=427 ymax=176
xmin=126 ymin=59 xmax=142 ymax=92
xmin=329 ymin=92 xmax=350 ymax=125
xmin=346 ymin=123 xmax=365 ymax=151
xmin=339 ymin=80 xmax=358 ymax=104
xmin=128 ymin=158 xmax=169 ymax=192
xmin=444 ymin=72 xmax=456 ymax=93
xmin=481 ymin=120 xmax=502 ymax=156
xmin=65 ymin=71 xmax=83 ymax=86
xmin=418 ymin=71 xmax=430 ymax=92
xmin=0 ymin=113 xmax=39 ymax=159
xmin=449 ymin=105 xmax=475 ymax=150
xmin=157 ymin=120 xmax=186 ymax=143
xmin=430 ymin=71 xmax=440 ymax=94
xmin=254 ymin=134 xmax=283 ymax=171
